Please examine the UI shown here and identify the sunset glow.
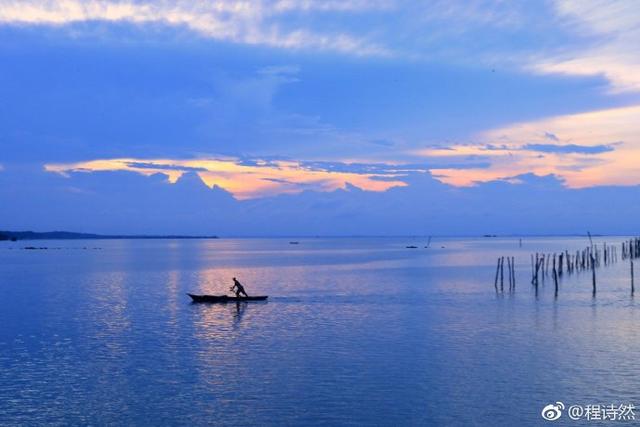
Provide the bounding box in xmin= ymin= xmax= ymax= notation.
xmin=4 ymin=0 xmax=640 ymax=235
xmin=45 ymin=158 xmax=408 ymax=199
xmin=418 ymin=105 xmax=640 ymax=188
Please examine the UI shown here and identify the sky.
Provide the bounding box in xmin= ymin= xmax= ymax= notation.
xmin=1 ymin=0 xmax=640 ymax=235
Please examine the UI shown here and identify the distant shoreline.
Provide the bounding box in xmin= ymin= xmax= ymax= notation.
xmin=0 ymin=231 xmax=219 ymax=241
xmin=0 ymin=230 xmax=628 ymax=241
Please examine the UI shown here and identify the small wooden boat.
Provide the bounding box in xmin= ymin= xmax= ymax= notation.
xmin=187 ymin=293 xmax=268 ymax=303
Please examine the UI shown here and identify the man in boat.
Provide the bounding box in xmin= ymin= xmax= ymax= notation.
xmin=231 ymin=277 xmax=249 ymax=298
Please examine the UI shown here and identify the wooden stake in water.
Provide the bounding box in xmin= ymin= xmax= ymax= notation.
xmin=494 ymin=258 xmax=500 ymax=293
xmin=552 ymin=257 xmax=559 ymax=297
xmin=511 ymin=256 xmax=516 ymax=290
xmin=500 ymin=256 xmax=504 ymax=292
xmin=632 ymin=260 xmax=635 ymax=295
xmin=507 ymin=257 xmax=512 ymax=291
xmin=590 ymin=253 xmax=597 ymax=297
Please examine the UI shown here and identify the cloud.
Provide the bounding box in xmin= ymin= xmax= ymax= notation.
xmin=2 ymin=0 xmax=637 ymax=97
xmin=0 ymin=0 xmax=389 ymax=55
xmin=4 ymin=0 xmax=640 ymax=209
xmin=125 ymin=162 xmax=208 ymax=173
xmin=522 ymin=143 xmax=616 ymax=154
xmin=272 ymin=0 xmax=393 ymax=12
xmin=418 ymin=141 xmax=618 ymax=157
xmin=5 ymin=165 xmax=640 ymax=236
xmin=415 ymin=104 xmax=640 ymax=188
xmin=44 ymin=157 xmax=410 ymax=199
xmin=531 ymin=0 xmax=640 ymax=93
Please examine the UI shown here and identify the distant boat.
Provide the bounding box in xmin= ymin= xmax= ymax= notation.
xmin=289 ymin=241 xmax=300 ymax=244
xmin=187 ymin=293 xmax=268 ymax=303
xmin=406 ymin=245 xmax=418 ymax=249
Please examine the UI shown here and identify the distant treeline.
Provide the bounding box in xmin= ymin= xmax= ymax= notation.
xmin=0 ymin=231 xmax=219 ymax=241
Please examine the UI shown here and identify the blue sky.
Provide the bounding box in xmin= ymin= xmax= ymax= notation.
xmin=1 ymin=1 xmax=640 ymax=235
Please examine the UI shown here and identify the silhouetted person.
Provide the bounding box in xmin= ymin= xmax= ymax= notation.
xmin=231 ymin=277 xmax=248 ymax=298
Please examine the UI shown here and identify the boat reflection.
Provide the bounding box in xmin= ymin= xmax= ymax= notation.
xmin=233 ymin=301 xmax=247 ymax=328
xmin=190 ymin=299 xmax=264 ymax=338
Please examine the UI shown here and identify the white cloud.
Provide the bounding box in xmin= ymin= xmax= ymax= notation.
xmin=272 ymin=0 xmax=393 ymax=12
xmin=0 ymin=0 xmax=389 ymax=55
xmin=6 ymin=0 xmax=638 ymax=84
xmin=533 ymin=0 xmax=640 ymax=93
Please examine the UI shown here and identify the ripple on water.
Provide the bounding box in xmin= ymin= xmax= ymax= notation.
xmin=2 ymin=237 xmax=640 ymax=425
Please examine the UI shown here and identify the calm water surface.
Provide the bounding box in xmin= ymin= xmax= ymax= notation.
xmin=1 ymin=237 xmax=639 ymax=426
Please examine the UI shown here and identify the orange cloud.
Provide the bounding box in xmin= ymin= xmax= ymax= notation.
xmin=416 ymin=104 xmax=640 ymax=188
xmin=44 ymin=157 xmax=407 ymax=199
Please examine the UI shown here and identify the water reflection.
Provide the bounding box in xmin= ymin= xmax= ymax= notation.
xmin=191 ymin=301 xmax=257 ymax=339
xmin=5 ymin=237 xmax=640 ymax=426
xmin=167 ymin=270 xmax=180 ymax=322
xmin=189 ymin=300 xmax=254 ymax=329
xmin=233 ymin=301 xmax=247 ymax=328
xmin=85 ymin=271 xmax=131 ymax=345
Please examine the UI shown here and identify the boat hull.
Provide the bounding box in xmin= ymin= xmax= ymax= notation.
xmin=188 ymin=293 xmax=268 ymax=303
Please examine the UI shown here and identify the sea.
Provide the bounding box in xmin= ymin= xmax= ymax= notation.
xmin=1 ymin=236 xmax=639 ymax=426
